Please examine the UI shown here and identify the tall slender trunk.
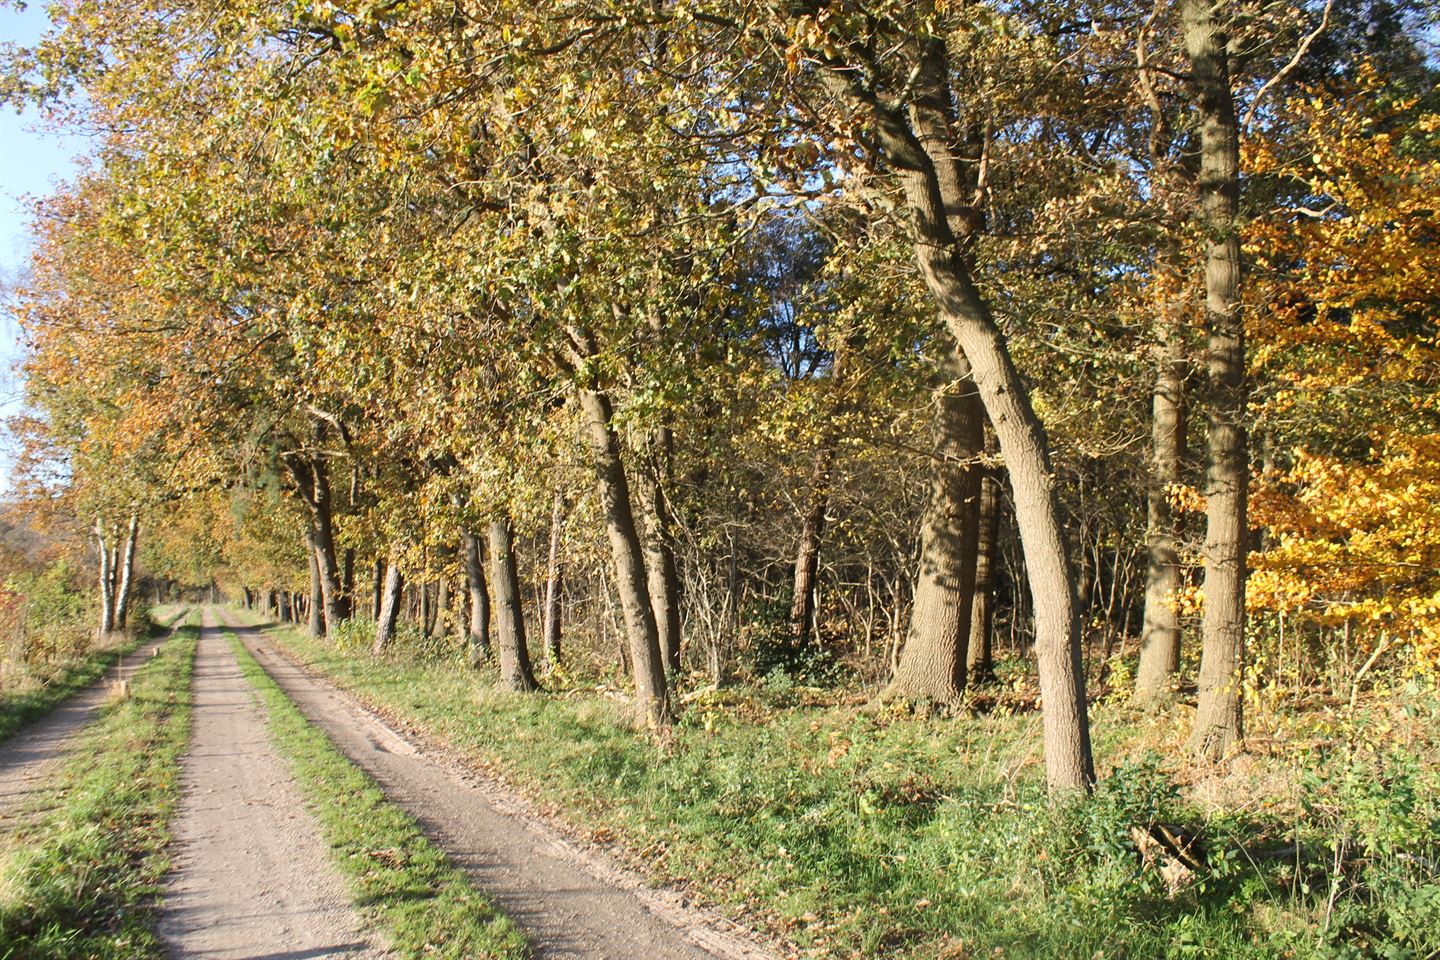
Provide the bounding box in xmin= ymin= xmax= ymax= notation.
xmin=885 ymin=353 xmax=985 ymax=704
xmin=1136 ymin=288 xmax=1187 ymax=707
xmin=462 ymin=529 xmax=492 ymax=666
xmin=637 ymin=432 xmax=683 ymax=676
xmin=488 ymin=518 xmax=539 ymax=692
xmin=818 ymin=40 xmax=1093 ymax=789
xmin=420 ymin=578 xmax=433 ymax=637
xmin=577 ymin=385 xmax=672 ymax=728
xmin=372 ymin=558 xmax=405 ymax=654
xmin=541 ymin=491 xmax=564 ymax=669
xmin=306 ymin=527 xmax=324 ymax=637
xmin=371 ymin=560 xmax=383 ymax=618
xmin=435 ymin=575 xmax=451 ymax=640
xmin=790 ymin=447 xmax=834 ymax=648
xmin=967 ymin=453 xmax=1002 ymax=682
xmin=95 ymin=518 xmax=115 ymax=636
xmin=113 ymin=514 xmax=139 ymax=630
xmin=1182 ymin=0 xmax=1247 ymax=759
xmin=284 ymin=445 xmax=350 ymax=637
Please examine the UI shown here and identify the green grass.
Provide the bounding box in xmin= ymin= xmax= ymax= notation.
xmin=0 ymin=612 xmax=199 ymax=960
xmin=248 ymin=610 xmax=1440 ymax=960
xmin=0 ymin=606 xmax=189 ymax=746
xmin=219 ymin=624 xmax=528 ymax=960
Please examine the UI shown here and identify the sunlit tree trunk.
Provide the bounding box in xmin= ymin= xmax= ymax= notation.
xmin=462 ymin=529 xmax=492 ymax=666
xmin=967 ymin=456 xmax=1002 ymax=683
xmin=790 ymin=447 xmax=834 ymax=649
xmin=95 ymin=517 xmax=115 ymax=636
xmin=372 ymin=557 xmax=405 ymax=655
xmin=488 ymin=517 xmax=539 ymax=692
xmin=541 ymin=491 xmax=564 ymax=669
xmin=113 ymin=514 xmax=139 ymax=630
xmin=1182 ymin=0 xmax=1248 ymax=759
xmin=306 ymin=528 xmax=324 ymax=638
xmin=885 ymin=353 xmax=984 ymax=705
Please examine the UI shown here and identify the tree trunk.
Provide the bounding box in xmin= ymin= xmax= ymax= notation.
xmin=1136 ymin=289 xmax=1187 ymax=707
xmin=790 ymin=447 xmax=834 ymax=649
xmin=283 ymin=445 xmax=350 ymax=637
xmin=435 ymin=575 xmax=451 ymax=640
xmin=541 ymin=491 xmax=564 ymax=669
xmin=372 ymin=558 xmax=405 ymax=655
xmin=306 ymin=527 xmax=325 ymax=637
xmin=967 ymin=455 xmax=1002 ymax=683
xmin=884 ymin=353 xmax=985 ymax=705
xmin=420 ymin=578 xmax=433 ymax=638
xmin=488 ymin=518 xmax=539 ymax=692
xmin=371 ymin=560 xmax=383 ymax=618
xmin=818 ymin=41 xmax=1094 ymax=789
xmin=636 ymin=434 xmax=683 ymax=677
xmin=1182 ymin=0 xmax=1248 ymax=759
xmin=113 ymin=514 xmax=139 ymax=630
xmin=577 ymin=385 xmax=672 ymax=728
xmin=95 ymin=518 xmax=115 ymax=636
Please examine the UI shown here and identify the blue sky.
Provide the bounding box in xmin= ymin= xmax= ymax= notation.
xmin=0 ymin=1 xmax=93 ymax=493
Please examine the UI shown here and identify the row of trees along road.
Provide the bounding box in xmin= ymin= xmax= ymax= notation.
xmin=3 ymin=0 xmax=1438 ymax=792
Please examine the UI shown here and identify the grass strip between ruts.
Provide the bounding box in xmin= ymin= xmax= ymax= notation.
xmin=220 ymin=624 xmax=529 ymax=960
xmin=0 ymin=606 xmax=190 ymax=746
xmin=0 ymin=611 xmax=199 ymax=960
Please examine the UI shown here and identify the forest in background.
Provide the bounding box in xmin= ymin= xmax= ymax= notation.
xmin=1 ymin=0 xmax=1438 ymax=954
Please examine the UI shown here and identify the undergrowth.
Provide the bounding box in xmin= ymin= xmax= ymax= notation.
xmin=252 ymin=611 xmax=1440 ymax=959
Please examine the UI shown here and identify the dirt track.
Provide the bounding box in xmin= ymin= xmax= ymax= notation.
xmin=0 ymin=621 xmax=177 ymax=828
xmin=214 ymin=605 xmax=779 ymax=960
xmin=158 ymin=609 xmax=383 ymax=959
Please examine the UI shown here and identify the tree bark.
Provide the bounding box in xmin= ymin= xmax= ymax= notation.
xmin=790 ymin=447 xmax=834 ymax=648
xmin=113 ymin=514 xmax=139 ymax=630
xmin=576 ymin=385 xmax=672 ymax=728
xmin=967 ymin=455 xmax=1002 ymax=682
xmin=435 ymin=575 xmax=451 ymax=640
xmin=372 ymin=558 xmax=405 ymax=654
xmin=283 ymin=445 xmax=350 ymax=637
xmin=541 ymin=491 xmax=564 ymax=669
xmin=1136 ymin=290 xmax=1187 ymax=707
xmin=884 ymin=353 xmax=985 ymax=705
xmin=488 ymin=518 xmax=540 ymax=692
xmin=818 ymin=39 xmax=1094 ymax=789
xmin=462 ymin=529 xmax=492 ymax=666
xmin=1182 ymin=0 xmax=1248 ymax=759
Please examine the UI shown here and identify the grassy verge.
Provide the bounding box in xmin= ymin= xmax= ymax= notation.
xmin=249 ymin=611 xmax=1440 ymax=960
xmin=0 ymin=613 xmax=199 ymax=960
xmin=220 ymin=624 xmax=527 ymax=960
xmin=0 ymin=606 xmax=189 ymax=746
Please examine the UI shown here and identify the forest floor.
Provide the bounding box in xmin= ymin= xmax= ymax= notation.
xmin=0 ymin=615 xmax=180 ymax=830
xmin=212 ymin=604 xmax=780 ymax=960
xmin=157 ymin=608 xmax=384 ymax=959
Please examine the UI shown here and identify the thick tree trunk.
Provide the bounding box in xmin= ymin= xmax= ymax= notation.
xmin=306 ymin=528 xmax=325 ymax=638
xmin=435 ymin=576 xmax=451 ymax=640
xmin=636 ymin=433 xmax=683 ymax=676
xmin=790 ymin=448 xmax=834 ymax=648
xmin=1182 ymin=0 xmax=1248 ymax=759
xmin=1136 ymin=299 xmax=1187 ymax=707
xmin=284 ymin=445 xmax=350 ymax=637
xmin=462 ymin=529 xmax=492 ymax=666
xmin=541 ymin=491 xmax=564 ymax=669
xmin=372 ymin=558 xmax=405 ymax=655
xmin=819 ymin=41 xmax=1094 ymax=789
xmin=884 ymin=354 xmax=985 ymax=705
xmin=95 ymin=518 xmax=115 ymax=636
xmin=488 ymin=518 xmax=539 ymax=692
xmin=113 ymin=514 xmax=139 ymax=630
xmin=577 ymin=385 xmax=672 ymax=728
xmin=967 ymin=456 xmax=1002 ymax=682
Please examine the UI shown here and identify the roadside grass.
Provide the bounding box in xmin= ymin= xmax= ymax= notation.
xmin=0 ymin=613 xmax=198 ymax=960
xmin=220 ymin=624 xmax=528 ymax=960
xmin=0 ymin=606 xmax=188 ymax=746
xmin=252 ymin=613 xmax=1440 ymax=960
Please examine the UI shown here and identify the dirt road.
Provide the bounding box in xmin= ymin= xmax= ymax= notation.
xmin=158 ymin=609 xmax=384 ymax=959
xmin=0 ymin=620 xmax=179 ymax=827
xmin=214 ymin=606 xmax=777 ymax=960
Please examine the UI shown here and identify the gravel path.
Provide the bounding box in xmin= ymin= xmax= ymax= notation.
xmin=0 ymin=621 xmax=178 ymax=828
xmin=158 ymin=609 xmax=384 ymax=960
xmin=214 ymin=606 xmax=779 ymax=960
